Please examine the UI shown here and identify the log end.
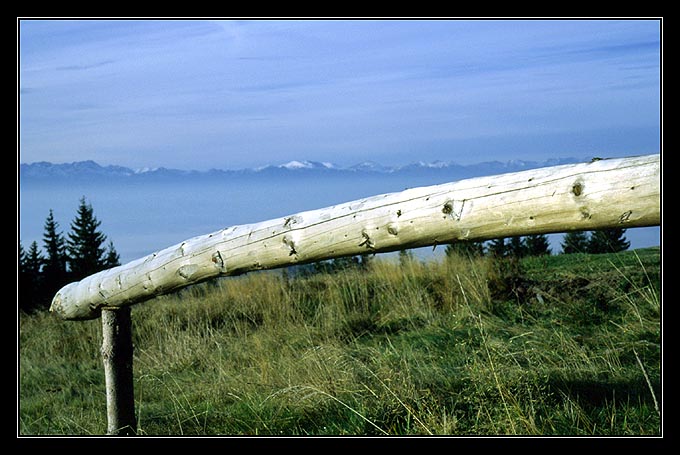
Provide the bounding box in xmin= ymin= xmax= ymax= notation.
xmin=49 ymin=282 xmax=101 ymax=321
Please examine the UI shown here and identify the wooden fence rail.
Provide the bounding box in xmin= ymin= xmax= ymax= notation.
xmin=46 ymin=153 xmax=660 ymax=435
xmin=50 ymin=154 xmax=660 ymax=321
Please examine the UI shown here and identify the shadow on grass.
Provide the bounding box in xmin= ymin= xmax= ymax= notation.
xmin=546 ymin=374 xmax=660 ymax=409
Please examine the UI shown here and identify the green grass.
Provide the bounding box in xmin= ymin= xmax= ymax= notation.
xmin=18 ymin=247 xmax=661 ymax=436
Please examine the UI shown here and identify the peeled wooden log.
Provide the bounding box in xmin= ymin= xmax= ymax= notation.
xmin=50 ymin=154 xmax=660 ymax=321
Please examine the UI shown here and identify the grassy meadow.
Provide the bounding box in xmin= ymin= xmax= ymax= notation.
xmin=18 ymin=247 xmax=661 ymax=436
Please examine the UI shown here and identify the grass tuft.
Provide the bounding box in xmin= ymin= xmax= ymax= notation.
xmin=19 ymin=248 xmax=661 ymax=435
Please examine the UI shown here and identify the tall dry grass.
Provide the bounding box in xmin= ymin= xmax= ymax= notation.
xmin=19 ymin=248 xmax=661 ymax=435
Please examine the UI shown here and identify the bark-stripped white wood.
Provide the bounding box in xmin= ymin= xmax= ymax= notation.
xmin=50 ymin=154 xmax=660 ymax=320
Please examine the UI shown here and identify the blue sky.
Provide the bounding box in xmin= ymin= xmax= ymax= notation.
xmin=18 ymin=18 xmax=661 ymax=171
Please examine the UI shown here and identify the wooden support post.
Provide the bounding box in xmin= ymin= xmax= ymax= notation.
xmin=101 ymin=307 xmax=137 ymax=435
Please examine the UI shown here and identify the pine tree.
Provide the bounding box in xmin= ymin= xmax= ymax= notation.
xmin=610 ymin=228 xmax=631 ymax=252
xmin=67 ymin=197 xmax=109 ymax=281
xmin=24 ymin=241 xmax=44 ymax=280
xmin=20 ymin=241 xmax=45 ymax=311
xmin=561 ymin=231 xmax=589 ymax=254
xmin=587 ymin=228 xmax=631 ymax=254
xmin=507 ymin=236 xmax=526 ymax=258
xmin=398 ymin=249 xmax=414 ymax=267
xmin=42 ymin=209 xmax=70 ymax=298
xmin=487 ymin=238 xmax=506 ymax=257
xmin=19 ymin=242 xmax=30 ymax=312
xmin=525 ymin=234 xmax=551 ymax=256
xmin=330 ymin=255 xmax=360 ymax=272
xmin=445 ymin=241 xmax=485 ymax=258
xmin=104 ymin=240 xmax=121 ymax=268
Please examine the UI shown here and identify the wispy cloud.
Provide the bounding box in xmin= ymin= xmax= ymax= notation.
xmin=18 ymin=19 xmax=661 ymax=170
xmin=55 ymin=59 xmax=115 ymax=71
xmin=550 ymin=39 xmax=660 ymax=60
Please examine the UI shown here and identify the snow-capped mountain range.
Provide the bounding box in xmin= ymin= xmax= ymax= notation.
xmin=19 ymin=157 xmax=585 ymax=181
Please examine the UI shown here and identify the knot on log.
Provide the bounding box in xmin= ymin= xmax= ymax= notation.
xmin=359 ymin=229 xmax=376 ymax=249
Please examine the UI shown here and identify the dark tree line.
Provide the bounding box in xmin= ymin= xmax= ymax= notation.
xmin=445 ymin=234 xmax=553 ymax=259
xmin=290 ymin=228 xmax=630 ymax=277
xmin=444 ymin=228 xmax=630 ymax=259
xmin=18 ymin=197 xmax=120 ymax=313
xmin=288 ymin=253 xmax=374 ymax=278
xmin=561 ymin=228 xmax=630 ymax=254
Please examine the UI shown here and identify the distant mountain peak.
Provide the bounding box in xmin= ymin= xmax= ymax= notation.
xmin=20 ymin=160 xmax=135 ymax=179
xmin=278 ymin=160 xmax=335 ymax=170
xmin=133 ymin=166 xmax=160 ymax=174
xmin=349 ymin=160 xmax=390 ymax=172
